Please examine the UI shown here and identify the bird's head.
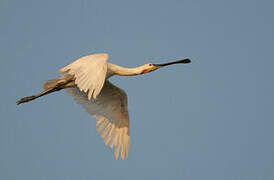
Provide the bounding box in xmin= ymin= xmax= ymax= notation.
xmin=141 ymin=58 xmax=191 ymax=74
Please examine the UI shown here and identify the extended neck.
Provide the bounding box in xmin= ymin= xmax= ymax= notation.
xmin=107 ymin=63 xmax=142 ymax=77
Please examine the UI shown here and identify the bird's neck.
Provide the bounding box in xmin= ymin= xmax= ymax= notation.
xmin=107 ymin=63 xmax=143 ymax=77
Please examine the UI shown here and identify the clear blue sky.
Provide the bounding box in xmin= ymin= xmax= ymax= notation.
xmin=1 ymin=0 xmax=274 ymax=179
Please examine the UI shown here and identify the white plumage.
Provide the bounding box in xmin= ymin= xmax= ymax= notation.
xmin=17 ymin=53 xmax=191 ymax=160
xmin=60 ymin=54 xmax=130 ymax=159
xmin=66 ymin=80 xmax=130 ymax=160
xmin=59 ymin=54 xmax=109 ymax=100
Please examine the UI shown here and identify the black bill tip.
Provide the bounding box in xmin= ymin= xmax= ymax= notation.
xmin=180 ymin=58 xmax=191 ymax=64
xmin=153 ymin=58 xmax=191 ymax=67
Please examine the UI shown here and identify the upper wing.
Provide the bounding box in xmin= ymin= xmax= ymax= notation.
xmin=66 ymin=80 xmax=130 ymax=160
xmin=59 ymin=53 xmax=109 ymax=99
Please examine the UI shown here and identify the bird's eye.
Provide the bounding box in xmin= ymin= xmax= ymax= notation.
xmin=149 ymin=63 xmax=152 ymax=66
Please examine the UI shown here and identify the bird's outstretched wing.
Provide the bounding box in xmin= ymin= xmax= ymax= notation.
xmin=66 ymin=80 xmax=130 ymax=160
xmin=59 ymin=53 xmax=109 ymax=99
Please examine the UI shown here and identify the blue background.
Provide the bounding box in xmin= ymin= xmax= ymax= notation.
xmin=1 ymin=0 xmax=274 ymax=179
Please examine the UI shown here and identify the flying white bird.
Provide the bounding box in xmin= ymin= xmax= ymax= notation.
xmin=17 ymin=53 xmax=191 ymax=160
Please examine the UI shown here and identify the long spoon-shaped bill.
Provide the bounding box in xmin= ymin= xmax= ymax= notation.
xmin=153 ymin=59 xmax=191 ymax=67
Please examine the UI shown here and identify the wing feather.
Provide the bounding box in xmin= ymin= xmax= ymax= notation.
xmin=66 ymin=80 xmax=130 ymax=160
xmin=59 ymin=53 xmax=109 ymax=99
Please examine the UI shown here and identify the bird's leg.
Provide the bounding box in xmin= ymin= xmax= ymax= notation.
xmin=16 ymin=87 xmax=59 ymax=105
xmin=61 ymin=80 xmax=76 ymax=89
xmin=16 ymin=78 xmax=76 ymax=105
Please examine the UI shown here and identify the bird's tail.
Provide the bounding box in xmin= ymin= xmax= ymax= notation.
xmin=16 ymin=78 xmax=70 ymax=105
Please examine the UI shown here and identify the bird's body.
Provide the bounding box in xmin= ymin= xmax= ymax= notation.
xmin=17 ymin=53 xmax=191 ymax=160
